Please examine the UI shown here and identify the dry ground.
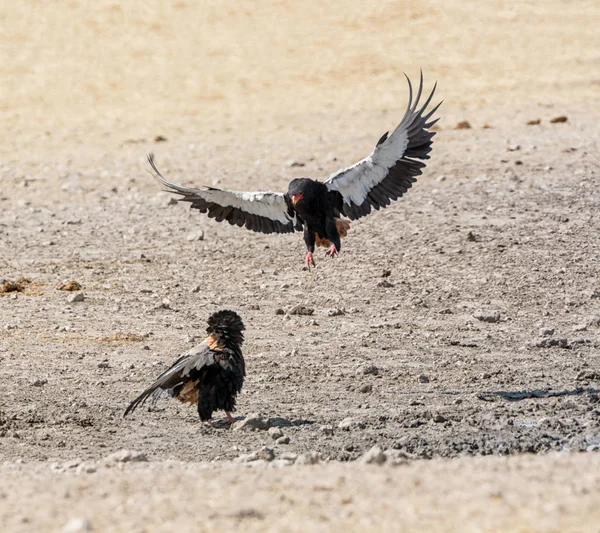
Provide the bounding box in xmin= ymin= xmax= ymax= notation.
xmin=1 ymin=1 xmax=600 ymax=531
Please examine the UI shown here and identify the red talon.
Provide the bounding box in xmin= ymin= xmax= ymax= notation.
xmin=225 ymin=412 xmax=235 ymax=425
xmin=305 ymin=251 xmax=316 ymax=270
xmin=326 ymin=244 xmax=339 ymax=258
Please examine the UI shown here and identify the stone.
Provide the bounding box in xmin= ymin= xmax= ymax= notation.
xmin=63 ymin=517 xmax=92 ymax=532
xmin=31 ymin=378 xmax=48 ymax=387
xmin=295 ymin=451 xmax=321 ymax=465
xmin=186 ymin=230 xmax=204 ymax=242
xmin=104 ymin=450 xmax=147 ymax=463
xmin=268 ymin=427 xmax=284 ymax=440
xmin=338 ymin=417 xmax=366 ymax=431
xmin=257 ymin=447 xmax=275 ymax=461
xmin=433 ymin=414 xmax=447 ymax=423
xmin=361 ymin=363 xmax=379 ymax=376
xmin=275 ymin=308 xmax=285 ymax=315
xmin=539 ymin=327 xmax=554 ymax=336
xmin=359 ymin=384 xmax=372 ymax=394
xmin=232 ymin=413 xmax=270 ymax=431
xmin=418 ymin=374 xmax=430 ymax=383
xmin=360 ymin=445 xmax=387 ymax=465
xmin=285 ymin=159 xmax=305 ymax=168
xmin=327 ymin=308 xmax=345 ymax=317
xmin=320 ymin=424 xmax=334 ymax=436
xmin=287 ymin=305 xmax=314 ymax=316
xmin=67 ymin=292 xmax=85 ymax=303
xmin=536 ymin=338 xmax=569 ymax=348
xmin=474 ymin=311 xmax=501 ymax=323
xmin=276 ymin=436 xmax=290 ymax=445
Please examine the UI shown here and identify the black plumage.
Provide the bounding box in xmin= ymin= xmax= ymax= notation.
xmin=147 ymin=72 xmax=441 ymax=269
xmin=124 ymin=310 xmax=245 ymax=424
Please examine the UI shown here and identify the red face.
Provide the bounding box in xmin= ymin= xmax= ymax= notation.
xmin=291 ymin=192 xmax=304 ymax=205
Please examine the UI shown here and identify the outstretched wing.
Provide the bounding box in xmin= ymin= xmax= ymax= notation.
xmin=148 ymin=155 xmax=301 ymax=234
xmin=324 ymin=72 xmax=442 ymax=220
xmin=124 ymin=340 xmax=215 ymax=416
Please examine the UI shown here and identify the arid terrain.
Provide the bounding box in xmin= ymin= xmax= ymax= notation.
xmin=1 ymin=1 xmax=600 ymax=531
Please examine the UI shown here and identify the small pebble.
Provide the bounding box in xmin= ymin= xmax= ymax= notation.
xmin=276 ymin=436 xmax=290 ymax=445
xmin=418 ymin=374 xmax=430 ymax=383
xmin=63 ymin=517 xmax=93 ymax=532
xmin=67 ymin=292 xmax=85 ymax=303
xmin=360 ymin=445 xmax=387 ymax=465
xmin=268 ymin=427 xmax=284 ymax=440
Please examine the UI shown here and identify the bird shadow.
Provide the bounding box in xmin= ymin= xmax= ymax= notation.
xmin=478 ymin=387 xmax=599 ymax=402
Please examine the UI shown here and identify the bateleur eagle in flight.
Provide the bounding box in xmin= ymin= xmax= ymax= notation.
xmin=124 ymin=310 xmax=245 ymax=425
xmin=148 ymin=72 xmax=441 ymax=269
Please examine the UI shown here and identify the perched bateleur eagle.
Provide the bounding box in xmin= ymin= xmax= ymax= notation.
xmin=148 ymin=72 xmax=441 ymax=269
xmin=124 ymin=310 xmax=245 ymax=425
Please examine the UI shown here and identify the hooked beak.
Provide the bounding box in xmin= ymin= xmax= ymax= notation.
xmin=291 ymin=193 xmax=304 ymax=205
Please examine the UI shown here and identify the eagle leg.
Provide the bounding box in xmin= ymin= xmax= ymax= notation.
xmin=305 ymin=251 xmax=316 ymax=270
xmin=225 ymin=412 xmax=235 ymax=424
xmin=325 ymin=244 xmax=339 ymax=258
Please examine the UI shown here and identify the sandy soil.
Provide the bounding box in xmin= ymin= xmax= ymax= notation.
xmin=1 ymin=1 xmax=600 ymax=531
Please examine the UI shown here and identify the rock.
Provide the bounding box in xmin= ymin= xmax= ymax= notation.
xmin=359 ymin=384 xmax=372 ymax=394
xmin=338 ymin=417 xmax=366 ymax=431
xmin=466 ymin=231 xmax=479 ymax=242
xmin=76 ymin=463 xmax=97 ymax=474
xmin=295 ymin=451 xmax=321 ymax=465
xmin=104 ymin=450 xmax=147 ymax=463
xmin=236 ymin=452 xmax=259 ymax=463
xmin=536 ymin=338 xmax=569 ymax=348
xmin=233 ymin=413 xmax=270 ymax=431
xmin=455 ymin=120 xmax=472 ymax=130
xmin=473 ymin=311 xmax=501 ymax=323
xmin=506 ymin=144 xmax=521 ymax=152
xmin=154 ymin=135 xmax=168 ymax=142
xmin=287 ymin=305 xmax=314 ymax=316
xmin=361 ymin=363 xmax=379 ymax=376
xmin=275 ymin=308 xmax=285 ymax=315
xmin=481 ymin=372 xmax=492 ymax=379
xmin=276 ymin=436 xmax=290 ymax=445
xmin=360 ymin=445 xmax=387 ymax=465
xmin=433 ymin=414 xmax=447 ymax=423
xmin=539 ymin=327 xmax=554 ymax=336
xmin=31 ymin=378 xmax=48 ymax=387
xmin=159 ymin=298 xmax=171 ymax=309
xmin=436 ymin=175 xmax=446 ymax=182
xmin=550 ymin=115 xmax=568 ymax=124
xmin=417 ymin=374 xmax=430 ymax=383
xmin=257 ymin=447 xmax=275 ymax=462
xmin=186 ymin=230 xmax=204 ymax=242
xmin=320 ymin=424 xmax=334 ymax=436
xmin=58 ymin=281 xmax=82 ymax=291
xmin=586 ymin=444 xmax=600 ymax=452
xmin=285 ymin=159 xmax=305 ymax=168
xmin=268 ymin=427 xmax=284 ymax=440
xmin=377 ymin=280 xmax=394 ymax=288
xmin=573 ymin=324 xmax=588 ymax=332
xmin=63 ymin=517 xmax=92 ymax=532
xmin=63 ymin=459 xmax=82 ymax=469
xmin=280 ymin=452 xmax=298 ymax=462
xmin=97 ymin=361 xmax=110 ymax=369
xmin=527 ymin=119 xmax=541 ymax=125
xmin=67 ymin=292 xmax=85 ymax=303
xmin=327 ymin=308 xmax=345 ymax=317
xmin=167 ymin=197 xmax=178 ymax=206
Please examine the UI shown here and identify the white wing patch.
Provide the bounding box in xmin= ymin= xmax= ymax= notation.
xmin=199 ymin=188 xmax=293 ymax=226
xmin=324 ymin=73 xmax=441 ymax=219
xmin=326 ymin=123 xmax=410 ymax=206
